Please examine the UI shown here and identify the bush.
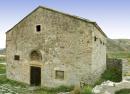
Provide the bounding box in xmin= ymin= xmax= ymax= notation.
xmin=93 ymin=78 xmax=105 ymax=86
xmin=81 ymin=85 xmax=93 ymax=94
xmin=93 ymin=66 xmax=122 ymax=87
xmin=101 ymin=68 xmax=122 ymax=82
xmin=115 ymin=89 xmax=130 ymax=94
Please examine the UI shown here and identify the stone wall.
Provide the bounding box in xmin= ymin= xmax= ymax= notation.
xmin=106 ymin=58 xmax=122 ymax=71
xmin=122 ymin=59 xmax=130 ymax=80
xmin=91 ymin=25 xmax=106 ymax=84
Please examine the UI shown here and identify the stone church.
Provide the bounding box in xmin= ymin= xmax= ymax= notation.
xmin=6 ymin=6 xmax=107 ymax=87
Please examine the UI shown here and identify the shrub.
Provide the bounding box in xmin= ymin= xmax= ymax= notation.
xmin=93 ymin=78 xmax=105 ymax=86
xmin=81 ymin=85 xmax=93 ymax=94
xmin=115 ymin=89 xmax=130 ymax=94
xmin=101 ymin=68 xmax=122 ymax=82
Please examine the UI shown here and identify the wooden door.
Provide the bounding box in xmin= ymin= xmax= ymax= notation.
xmin=30 ymin=66 xmax=41 ymax=86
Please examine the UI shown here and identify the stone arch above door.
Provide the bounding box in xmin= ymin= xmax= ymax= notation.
xmin=30 ymin=50 xmax=42 ymax=61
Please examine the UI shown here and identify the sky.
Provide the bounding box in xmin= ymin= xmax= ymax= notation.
xmin=0 ymin=0 xmax=130 ymax=48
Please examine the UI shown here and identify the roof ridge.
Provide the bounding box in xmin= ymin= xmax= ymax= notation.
xmin=38 ymin=6 xmax=94 ymax=23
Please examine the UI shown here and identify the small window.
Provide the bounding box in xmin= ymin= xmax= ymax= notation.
xmin=36 ymin=25 xmax=41 ymax=32
xmin=55 ymin=70 xmax=64 ymax=80
xmin=14 ymin=55 xmax=20 ymax=60
xmin=100 ymin=40 xmax=102 ymax=44
xmin=94 ymin=36 xmax=97 ymax=41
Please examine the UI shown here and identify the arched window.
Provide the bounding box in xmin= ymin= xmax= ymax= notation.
xmin=30 ymin=50 xmax=42 ymax=61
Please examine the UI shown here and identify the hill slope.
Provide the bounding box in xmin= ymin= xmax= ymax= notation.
xmin=107 ymin=39 xmax=130 ymax=53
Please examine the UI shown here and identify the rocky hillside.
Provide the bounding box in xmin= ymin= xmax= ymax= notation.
xmin=107 ymin=39 xmax=130 ymax=53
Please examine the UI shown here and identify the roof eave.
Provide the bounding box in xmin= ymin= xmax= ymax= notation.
xmin=92 ymin=22 xmax=107 ymax=38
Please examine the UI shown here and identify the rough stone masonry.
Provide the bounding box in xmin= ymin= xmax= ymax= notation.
xmin=6 ymin=6 xmax=107 ymax=87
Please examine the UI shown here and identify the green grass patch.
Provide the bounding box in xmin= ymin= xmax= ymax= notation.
xmin=0 ymin=60 xmax=5 ymax=63
xmin=107 ymin=52 xmax=130 ymax=64
xmin=34 ymin=86 xmax=73 ymax=94
xmin=0 ymin=75 xmax=27 ymax=87
xmin=107 ymin=52 xmax=130 ymax=59
xmin=0 ymin=64 xmax=6 ymax=74
xmin=0 ymin=56 xmax=6 ymax=63
xmin=0 ymin=75 xmax=73 ymax=94
xmin=31 ymin=90 xmax=56 ymax=94
xmin=81 ymin=85 xmax=93 ymax=94
xmin=115 ymin=89 xmax=130 ymax=94
xmin=93 ymin=78 xmax=105 ymax=86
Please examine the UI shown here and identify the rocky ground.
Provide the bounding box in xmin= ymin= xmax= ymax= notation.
xmin=0 ymin=63 xmax=31 ymax=94
xmin=0 ymin=82 xmax=51 ymax=94
xmin=93 ymin=80 xmax=130 ymax=94
xmin=0 ymin=83 xmax=71 ymax=94
xmin=0 ymin=84 xmax=28 ymax=94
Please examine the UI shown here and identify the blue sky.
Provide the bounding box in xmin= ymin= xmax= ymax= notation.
xmin=0 ymin=0 xmax=130 ymax=48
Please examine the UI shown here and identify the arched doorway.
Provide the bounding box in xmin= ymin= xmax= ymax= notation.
xmin=30 ymin=50 xmax=42 ymax=86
